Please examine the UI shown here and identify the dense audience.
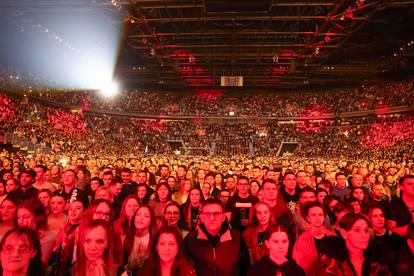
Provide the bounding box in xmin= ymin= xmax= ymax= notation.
xmin=27 ymin=80 xmax=414 ymax=117
xmin=0 ymin=151 xmax=413 ymax=275
xmin=1 ymin=91 xmax=413 ymax=160
xmin=0 ymin=72 xmax=414 ymax=275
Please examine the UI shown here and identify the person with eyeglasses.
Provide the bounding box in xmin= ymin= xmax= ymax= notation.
xmin=184 ymin=198 xmax=250 ymax=276
xmin=0 ymin=227 xmax=44 ymax=276
xmin=161 ymin=201 xmax=189 ymax=238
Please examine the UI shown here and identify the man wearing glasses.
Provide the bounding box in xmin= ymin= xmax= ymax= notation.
xmin=184 ymin=198 xmax=250 ymax=276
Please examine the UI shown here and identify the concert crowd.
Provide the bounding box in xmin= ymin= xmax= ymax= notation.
xmin=0 ymin=75 xmax=413 ymax=275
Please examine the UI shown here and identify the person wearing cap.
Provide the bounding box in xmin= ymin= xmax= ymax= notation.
xmin=6 ymin=168 xmax=39 ymax=203
xmin=57 ymin=170 xmax=89 ymax=209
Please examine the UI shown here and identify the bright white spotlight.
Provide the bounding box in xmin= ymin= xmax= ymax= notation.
xmin=99 ymin=80 xmax=119 ymax=98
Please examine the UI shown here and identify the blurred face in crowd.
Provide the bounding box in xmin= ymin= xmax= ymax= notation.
xmin=38 ymin=192 xmax=51 ymax=209
xmin=296 ymin=171 xmax=307 ymax=187
xmin=90 ymin=179 xmax=101 ymax=192
xmin=157 ymin=184 xmax=169 ymax=202
xmin=336 ymin=174 xmax=347 ymax=188
xmin=225 ymin=177 xmax=236 ymax=191
xmin=33 ymin=167 xmax=45 ymax=182
xmin=62 ymin=171 xmax=76 ymax=187
xmin=371 ymin=184 xmax=383 ymax=200
xmin=137 ymin=186 xmax=148 ymax=199
xmin=93 ymin=202 xmax=111 ymax=221
xmin=350 ymin=201 xmax=361 ymax=214
xmin=255 ymin=203 xmax=270 ymax=226
xmin=164 ymin=205 xmax=180 ymax=226
xmin=2 ymin=172 xmax=12 ymax=181
xmin=148 ymin=165 xmax=157 ymax=175
xmin=83 ymin=226 xmax=107 ymax=263
xmin=352 ymin=188 xmax=365 ymax=202
xmin=367 ymin=174 xmax=376 ymax=185
xmin=341 ymin=219 xmax=369 ymax=251
xmin=50 ymin=196 xmax=65 ymax=215
xmin=233 ymin=167 xmax=241 ymax=176
xmin=263 ymin=182 xmax=278 ymax=202
xmin=283 ymin=174 xmax=297 ymax=192
xmin=219 ymin=190 xmax=230 ymax=205
xmin=137 ymin=172 xmax=147 ymax=184
xmin=17 ymin=208 xmax=35 ymax=229
xmin=369 ymin=208 xmax=385 ymax=230
xmin=266 ymin=231 xmax=289 ymax=260
xmin=177 ymin=167 xmax=186 ymax=179
xmin=237 ymin=178 xmax=250 ymax=197
xmin=124 ymin=198 xmax=139 ymax=220
xmin=201 ymin=183 xmax=210 ymax=196
xmin=250 ymin=181 xmax=260 ymax=196
xmin=44 ymin=171 xmax=53 ymax=182
xmin=0 ymin=200 xmax=17 ymax=222
xmin=109 ymin=183 xmax=122 ymax=197
xmin=317 ymin=190 xmax=327 ymax=205
xmin=300 ymin=191 xmax=316 ymax=205
xmin=95 ymin=189 xmax=111 ymax=202
xmin=157 ymin=233 xmax=179 ymax=264
xmin=19 ymin=173 xmax=34 ymax=188
xmin=183 ymin=179 xmax=192 ymax=192
xmin=197 ymin=170 xmax=205 ymax=180
xmin=121 ymin=171 xmax=131 ymax=184
xmin=400 ymin=177 xmax=414 ymax=197
xmin=306 ymin=206 xmax=324 ymax=228
xmin=190 ymin=189 xmax=201 ymax=206
xmin=102 ymin=174 xmax=113 ymax=187
xmin=68 ymin=201 xmax=84 ymax=223
xmin=201 ymin=203 xmax=225 ymax=235
xmin=51 ymin=165 xmax=60 ymax=176
xmin=167 ymin=177 xmax=176 ymax=190
xmin=351 ymin=174 xmax=364 ymax=188
xmin=205 ymin=175 xmax=215 ymax=187
xmin=134 ymin=207 xmax=152 ymax=232
xmin=252 ymin=167 xmax=261 ymax=179
xmin=215 ymin=174 xmax=223 ymax=186
xmin=160 ymin=166 xmax=169 ymax=178
xmin=1 ymin=232 xmax=37 ymax=275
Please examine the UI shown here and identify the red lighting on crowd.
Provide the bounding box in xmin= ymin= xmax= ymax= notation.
xmin=47 ymin=109 xmax=87 ymax=135
xmin=363 ymin=115 xmax=414 ymax=148
xmin=131 ymin=119 xmax=165 ymax=133
xmin=0 ymin=95 xmax=16 ymax=124
xmin=296 ymin=105 xmax=333 ymax=133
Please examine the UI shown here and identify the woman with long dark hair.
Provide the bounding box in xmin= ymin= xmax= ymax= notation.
xmin=114 ymin=195 xmax=139 ymax=239
xmin=149 ymin=182 xmax=172 ymax=223
xmin=0 ymin=198 xmax=18 ymax=240
xmin=140 ymin=225 xmax=196 ymax=276
xmin=121 ymin=205 xmax=158 ymax=275
xmin=181 ymin=187 xmax=203 ymax=231
xmin=243 ymin=202 xmax=271 ymax=264
xmin=17 ymin=200 xmax=56 ymax=265
xmin=0 ymin=228 xmax=44 ymax=276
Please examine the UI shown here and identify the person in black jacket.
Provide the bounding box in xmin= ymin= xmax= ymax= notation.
xmin=248 ymin=224 xmax=305 ymax=276
xmin=184 ymin=198 xmax=250 ymax=276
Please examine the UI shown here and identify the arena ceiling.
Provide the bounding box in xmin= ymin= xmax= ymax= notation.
xmin=1 ymin=0 xmax=414 ymax=92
